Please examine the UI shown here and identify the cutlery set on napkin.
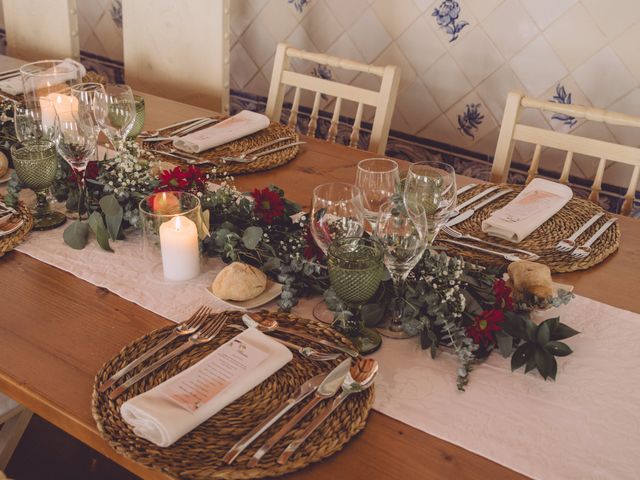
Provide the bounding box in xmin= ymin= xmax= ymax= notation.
xmin=444 ymin=178 xmax=617 ymax=261
xmin=100 ymin=308 xmax=369 ymax=462
xmin=145 ymin=110 xmax=305 ymax=165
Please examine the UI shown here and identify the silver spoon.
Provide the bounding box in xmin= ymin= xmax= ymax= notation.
xmin=247 ymin=358 xmax=351 ymax=467
xmin=277 ymin=358 xmax=378 ymax=464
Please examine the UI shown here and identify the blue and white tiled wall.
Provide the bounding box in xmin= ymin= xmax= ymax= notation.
xmin=0 ymin=0 xmax=639 ymax=214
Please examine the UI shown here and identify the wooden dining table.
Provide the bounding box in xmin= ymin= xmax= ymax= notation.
xmin=1 ymin=84 xmax=640 ymax=480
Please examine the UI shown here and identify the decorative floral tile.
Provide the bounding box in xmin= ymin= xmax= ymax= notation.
xmin=444 ymin=93 xmax=498 ymax=146
xmin=541 ymin=76 xmax=590 ymax=133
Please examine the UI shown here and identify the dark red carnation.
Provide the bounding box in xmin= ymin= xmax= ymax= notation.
xmin=68 ymin=161 xmax=99 ymax=183
xmin=156 ymin=165 xmax=205 ymax=193
xmin=303 ymin=225 xmax=324 ymax=260
xmin=251 ymin=187 xmax=285 ymax=224
xmin=493 ymin=278 xmax=514 ymax=311
xmin=466 ymin=309 xmax=504 ymax=346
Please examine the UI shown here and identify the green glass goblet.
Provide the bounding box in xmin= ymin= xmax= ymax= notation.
xmin=127 ymin=95 xmax=146 ymax=139
xmin=11 ymin=140 xmax=66 ymax=230
xmin=328 ymin=236 xmax=384 ymax=354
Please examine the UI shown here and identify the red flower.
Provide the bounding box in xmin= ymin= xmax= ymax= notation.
xmin=68 ymin=161 xmax=99 ymax=183
xmin=251 ymin=187 xmax=285 ymax=224
xmin=493 ymin=278 xmax=514 ymax=311
xmin=303 ymin=225 xmax=324 ymax=260
xmin=466 ymin=309 xmax=504 ymax=346
xmin=156 ymin=165 xmax=205 ymax=193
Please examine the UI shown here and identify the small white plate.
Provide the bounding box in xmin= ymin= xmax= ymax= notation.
xmin=205 ymin=280 xmax=283 ymax=310
xmin=0 ymin=169 xmax=12 ymax=184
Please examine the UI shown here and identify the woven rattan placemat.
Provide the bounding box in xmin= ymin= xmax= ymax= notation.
xmin=434 ymin=184 xmax=620 ymax=273
xmin=92 ymin=311 xmax=373 ymax=480
xmin=0 ymin=202 xmax=33 ymax=256
xmin=149 ymin=122 xmax=300 ymax=177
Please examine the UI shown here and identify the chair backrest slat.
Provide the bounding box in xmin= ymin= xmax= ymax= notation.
xmin=328 ymin=97 xmax=343 ymax=144
xmin=266 ymin=43 xmax=400 ymax=154
xmin=492 ymin=91 xmax=640 ymax=216
xmin=288 ymin=87 xmax=301 ymax=129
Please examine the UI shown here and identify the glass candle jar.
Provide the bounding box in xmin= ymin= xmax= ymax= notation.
xmin=20 ymin=60 xmax=83 ymax=109
xmin=139 ymin=191 xmax=204 ymax=282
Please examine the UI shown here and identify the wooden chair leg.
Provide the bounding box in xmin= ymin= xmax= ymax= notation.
xmin=0 ymin=408 xmax=33 ymax=470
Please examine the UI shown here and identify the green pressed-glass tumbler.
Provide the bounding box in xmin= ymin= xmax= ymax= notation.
xmin=11 ymin=140 xmax=66 ymax=230
xmin=328 ymin=236 xmax=384 ymax=354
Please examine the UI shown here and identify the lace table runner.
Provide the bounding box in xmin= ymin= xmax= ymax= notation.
xmin=14 ymin=229 xmax=640 ymax=479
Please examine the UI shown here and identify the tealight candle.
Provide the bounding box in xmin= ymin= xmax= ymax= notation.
xmin=159 ymin=215 xmax=200 ymax=281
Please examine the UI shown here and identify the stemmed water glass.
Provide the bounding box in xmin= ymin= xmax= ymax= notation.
xmin=310 ymin=182 xmax=365 ymax=322
xmin=93 ymin=84 xmax=136 ymax=154
xmin=328 ymin=237 xmax=384 ymax=354
xmin=403 ymin=161 xmax=456 ymax=243
xmin=71 ymin=82 xmax=105 ymax=161
xmin=355 ymin=158 xmax=400 ymax=231
xmin=53 ymin=109 xmax=97 ymax=221
xmin=12 ymin=100 xmax=67 ymax=230
xmin=375 ymin=199 xmax=428 ymax=338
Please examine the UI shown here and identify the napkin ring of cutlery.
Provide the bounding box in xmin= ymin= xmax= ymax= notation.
xmin=212 ymin=262 xmax=267 ymax=301
xmin=507 ymin=260 xmax=554 ymax=301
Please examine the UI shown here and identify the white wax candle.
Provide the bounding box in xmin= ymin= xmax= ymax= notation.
xmin=159 ymin=216 xmax=200 ymax=282
xmin=50 ymin=93 xmax=78 ymax=122
xmin=39 ymin=96 xmax=57 ymax=129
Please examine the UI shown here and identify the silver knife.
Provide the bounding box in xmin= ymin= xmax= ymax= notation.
xmin=456 ymin=183 xmax=477 ymax=197
xmin=248 ymin=358 xmax=351 ymax=467
xmin=243 ymin=314 xmax=358 ymax=357
xmin=446 ymin=189 xmax=511 ymax=227
xmin=222 ymin=372 xmax=328 ymax=464
xmin=453 ymin=186 xmax=500 ymax=214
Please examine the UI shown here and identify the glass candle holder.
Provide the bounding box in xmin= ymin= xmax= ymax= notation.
xmin=139 ymin=191 xmax=204 ymax=282
xmin=127 ymin=95 xmax=145 ymax=139
xmin=20 ymin=60 xmax=83 ymax=117
xmin=11 ymin=140 xmax=67 ymax=230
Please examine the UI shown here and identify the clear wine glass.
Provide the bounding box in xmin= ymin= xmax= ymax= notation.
xmin=92 ymin=83 xmax=136 ymax=154
xmin=14 ymin=99 xmax=58 ymax=142
xmin=310 ymin=182 xmax=365 ymax=322
xmin=72 ymin=82 xmax=105 ymax=162
xmin=403 ymin=161 xmax=456 ymax=243
xmin=328 ymin=237 xmax=384 ymax=354
xmin=53 ymin=109 xmax=97 ymax=220
xmin=310 ymin=182 xmax=365 ymax=254
xmin=355 ymin=157 xmax=400 ymax=232
xmin=375 ymin=199 xmax=428 ymax=339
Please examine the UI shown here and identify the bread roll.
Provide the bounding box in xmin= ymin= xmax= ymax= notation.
xmin=0 ymin=152 xmax=8 ymax=177
xmin=212 ymin=262 xmax=267 ymax=301
xmin=507 ymin=260 xmax=553 ymax=300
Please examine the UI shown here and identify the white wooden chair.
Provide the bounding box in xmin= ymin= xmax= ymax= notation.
xmin=266 ymin=43 xmax=400 ymax=154
xmin=122 ymin=0 xmax=230 ymax=113
xmin=493 ymin=91 xmax=640 ymax=215
xmin=0 ymin=395 xmax=32 ymax=470
xmin=2 ymin=0 xmax=79 ymax=60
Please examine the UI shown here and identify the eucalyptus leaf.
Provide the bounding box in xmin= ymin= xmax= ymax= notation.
xmin=361 ymin=303 xmax=385 ymax=327
xmin=545 ymin=341 xmax=572 ymax=357
xmin=495 ymin=330 xmax=513 ymax=358
xmin=99 ymin=194 xmax=123 ymax=240
xmin=534 ymin=347 xmax=555 ymax=380
xmin=524 ymin=354 xmax=537 ymax=373
xmin=242 ymin=226 xmax=263 ymax=250
xmin=525 ymin=318 xmax=538 ymax=341
xmin=99 ymin=194 xmax=122 ymax=216
xmin=63 ymin=220 xmax=89 ymax=250
xmin=88 ymin=212 xmax=113 ymax=252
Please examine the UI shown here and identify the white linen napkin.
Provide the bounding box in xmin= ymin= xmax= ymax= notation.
xmin=0 ymin=59 xmax=87 ymax=96
xmin=481 ymin=178 xmax=572 ymax=243
xmin=173 ymin=110 xmax=270 ymax=153
xmin=120 ymin=327 xmax=292 ymax=447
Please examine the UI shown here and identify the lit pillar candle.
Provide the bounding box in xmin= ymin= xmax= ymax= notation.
xmin=50 ymin=92 xmax=78 ymax=122
xmin=159 ymin=216 xmax=200 ymax=281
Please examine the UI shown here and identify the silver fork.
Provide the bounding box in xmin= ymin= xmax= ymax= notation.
xmin=441 ymin=225 xmax=539 ymax=259
xmin=221 ymin=141 xmax=306 ymax=164
xmin=109 ymin=313 xmax=228 ymax=400
xmin=555 ymin=212 xmax=604 ymax=252
xmin=571 ymin=218 xmax=617 ymax=259
xmin=98 ymin=306 xmax=212 ymax=393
